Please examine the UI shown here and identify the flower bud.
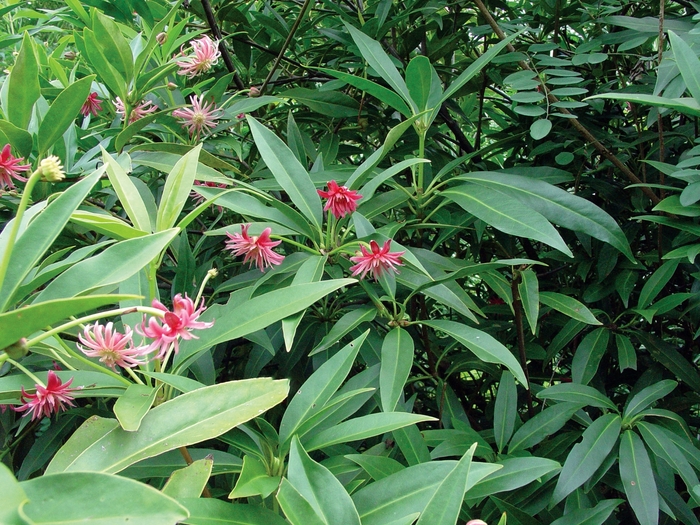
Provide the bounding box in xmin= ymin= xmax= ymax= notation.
xmin=38 ymin=156 xmax=65 ymax=182
xmin=248 ymin=86 xmax=261 ymax=98
xmin=156 ymin=32 xmax=167 ymax=45
xmin=207 ymin=268 xmax=218 ymax=278
xmin=3 ymin=338 xmax=28 ymax=359
xmin=167 ymin=82 xmax=178 ymax=91
xmin=63 ymin=51 xmax=77 ymax=60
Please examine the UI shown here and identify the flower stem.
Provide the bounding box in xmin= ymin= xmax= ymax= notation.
xmin=7 ymin=358 xmax=45 ymax=387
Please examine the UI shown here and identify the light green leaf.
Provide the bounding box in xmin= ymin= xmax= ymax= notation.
xmin=7 ymin=33 xmax=39 ymax=129
xmin=531 ymin=119 xmax=553 ymax=140
xmin=229 ymin=455 xmax=280 ymax=499
xmin=539 ymin=292 xmax=601 ymax=325
xmin=550 ymin=499 xmax=623 ymax=525
xmin=638 ymin=259 xmax=680 ymax=309
xmin=277 ymin=478 xmax=327 ymax=525
xmin=619 ymin=430 xmax=658 ymax=525
xmin=424 ymin=320 xmax=527 ymax=385
xmin=537 ymin=383 xmax=617 ymax=412
xmin=113 ymin=383 xmax=159 ymax=432
xmin=551 ymin=414 xmax=621 ymax=505
xmin=70 ymin=210 xmax=149 ymax=240
xmin=572 ymin=328 xmax=609 ymax=385
xmin=181 ymin=498 xmax=288 ymax=525
xmin=623 ymin=380 xmax=677 ymax=422
xmin=102 ymin=147 xmax=153 ymax=232
xmin=310 ymin=307 xmax=376 ymax=356
xmin=0 ymin=463 xmax=27 ymax=525
xmin=509 ymin=402 xmax=584 ymax=453
xmin=518 ymin=269 xmax=539 ymax=334
xmin=156 ymin=144 xmax=202 ymax=232
xmin=380 ymin=327 xmax=414 ymax=412
xmin=467 ymin=457 xmax=560 ymax=500
xmin=345 ymin=454 xmax=405 ymax=481
xmin=494 ymin=371 xmax=518 ymax=453
xmin=406 ymin=55 xmax=436 ymax=112
xmin=669 ymin=31 xmax=700 ymax=103
xmin=586 ymin=93 xmax=700 ymax=117
xmin=47 ymin=378 xmax=289 ymax=474
xmin=162 ymin=458 xmax=213 ymax=500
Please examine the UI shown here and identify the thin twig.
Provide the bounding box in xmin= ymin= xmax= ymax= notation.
xmin=199 ymin=0 xmax=245 ymax=90
xmin=511 ymin=272 xmax=534 ymax=418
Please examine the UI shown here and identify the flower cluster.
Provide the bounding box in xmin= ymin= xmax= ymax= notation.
xmin=318 ymin=180 xmax=362 ymax=219
xmin=176 ymin=35 xmax=221 ymax=78
xmin=226 ymin=224 xmax=284 ymax=271
xmin=0 ymin=144 xmax=31 ymax=191
xmin=172 ymin=94 xmax=222 ymax=139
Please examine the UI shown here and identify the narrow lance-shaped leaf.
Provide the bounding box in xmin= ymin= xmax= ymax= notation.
xmin=380 ymin=327 xmax=414 ymax=412
xmin=668 ymin=31 xmax=700 ymax=103
xmin=494 ymin=371 xmax=517 ymax=453
xmin=539 ymin=292 xmax=601 ymax=325
xmin=571 ymin=328 xmax=609 ymax=385
xmin=619 ymin=430 xmax=659 ymax=525
xmin=518 ymin=268 xmax=539 ymax=334
xmin=156 ymin=144 xmax=202 ymax=232
xmin=7 ymin=33 xmax=39 ymax=129
xmin=102 ymin=147 xmax=153 ymax=232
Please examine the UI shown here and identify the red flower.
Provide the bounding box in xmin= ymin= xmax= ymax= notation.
xmin=225 ymin=224 xmax=284 ymax=271
xmin=138 ymin=294 xmax=214 ymax=359
xmin=349 ymin=239 xmax=405 ymax=280
xmin=0 ymin=144 xmax=31 ymax=190
xmin=78 ymin=322 xmax=151 ymax=370
xmin=13 ymin=371 xmax=77 ymax=421
xmin=81 ymin=92 xmax=102 ymax=117
xmin=317 ymin=180 xmax=362 ymax=219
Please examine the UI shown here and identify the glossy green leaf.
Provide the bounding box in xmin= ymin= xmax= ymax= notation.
xmin=304 ymin=412 xmax=435 ymax=452
xmin=551 ymin=414 xmax=621 ymax=505
xmin=393 ymin=424 xmax=432 ymax=466
xmin=34 ymin=229 xmax=179 ymax=302
xmin=181 ymin=498 xmax=288 ymax=525
xmin=424 ymin=320 xmax=527 ymax=385
xmin=380 ymin=327 xmax=414 ymax=412
xmin=537 ymin=383 xmax=617 ymax=411
xmin=345 ymin=454 xmax=405 ymax=481
xmin=442 ymin=183 xmax=573 ymax=257
xmin=20 ymin=472 xmax=188 ymax=525
xmin=282 ymin=255 xmax=326 ymax=351
xmin=277 ymin=478 xmax=327 ymax=525
xmin=638 ymin=259 xmax=680 ymax=309
xmin=247 ymin=117 xmax=323 ymax=231
xmin=531 ymin=119 xmax=553 ymax=140
xmin=229 ymin=455 xmax=280 ymax=499
xmin=494 ymin=371 xmax=517 ymax=453
xmin=7 ymin=33 xmax=39 ymax=129
xmin=550 ymin=499 xmax=623 ymax=525
xmin=122 ymin=449 xmax=241 ymax=479
xmin=509 ymin=402 xmax=584 ymax=453
xmin=624 ymin=380 xmax=677 ymax=422
xmin=82 ymin=28 xmax=128 ymax=101
xmin=279 ymin=331 xmax=366 ymax=445
xmin=636 ymin=332 xmax=700 ymax=394
xmin=619 ymin=430 xmax=658 ymax=525
xmin=415 ymin=444 xmax=477 ymax=525
xmin=586 ymin=93 xmax=700 ymax=117
xmin=616 ymin=334 xmax=637 ymax=372
xmin=0 ymin=463 xmax=27 ymax=525
xmin=162 ymin=457 xmax=213 ymax=499
xmin=47 ymin=378 xmax=289 ymax=474
xmin=91 ymin=9 xmax=133 ymax=82
xmin=467 ymin=457 xmax=560 ymax=500
xmin=406 ymin=55 xmax=436 ymax=111
xmin=0 ymin=294 xmax=136 ymax=350
xmin=288 ymin=437 xmax=361 ymax=525
xmin=669 ymin=31 xmax=700 ymax=103
xmin=518 ymin=269 xmax=539 ymax=334
xmin=0 ymin=167 xmax=104 ymax=312
xmin=280 ymin=87 xmax=361 ymax=117
xmin=571 ymin=328 xmax=609 ymax=385
xmin=156 ymin=144 xmax=202 ymax=232
xmin=113 ymin=383 xmax=159 ymax=432
xmin=539 ymin=292 xmax=601 ymax=325
xmin=38 ymin=75 xmax=95 ymax=155
xmin=0 ymin=120 xmax=33 ymax=157
xmin=310 ymin=307 xmax=376 ymax=355
xmin=70 ymin=210 xmax=149 ymax=240
xmin=102 ymin=147 xmax=153 ymax=232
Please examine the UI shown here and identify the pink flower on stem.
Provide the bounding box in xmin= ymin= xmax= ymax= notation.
xmin=138 ymin=294 xmax=213 ymax=359
xmin=176 ymin=35 xmax=221 ymax=79
xmin=77 ymin=322 xmax=151 ymax=371
xmin=225 ymin=224 xmax=284 ymax=271
xmin=114 ymin=97 xmax=158 ymax=124
xmin=172 ymin=95 xmax=222 ymax=138
xmin=0 ymin=144 xmax=31 ymax=190
xmin=318 ymin=180 xmax=362 ymax=219
xmin=80 ymin=92 xmax=103 ymax=117
xmin=349 ymin=239 xmax=405 ymax=280
xmin=13 ymin=371 xmax=77 ymax=421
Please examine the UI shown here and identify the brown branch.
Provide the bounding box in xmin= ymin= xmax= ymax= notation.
xmin=511 ymin=272 xmax=534 ymax=418
xmin=199 ymin=0 xmax=245 ymax=90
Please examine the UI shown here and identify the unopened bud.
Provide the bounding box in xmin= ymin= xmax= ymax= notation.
xmin=248 ymin=86 xmax=261 ymax=97
xmin=156 ymin=32 xmax=167 ymax=45
xmin=38 ymin=156 xmax=65 ymax=182
xmin=207 ymin=268 xmax=218 ymax=278
xmin=63 ymin=51 xmax=77 ymax=60
xmin=167 ymin=82 xmax=177 ymax=90
xmin=3 ymin=338 xmax=28 ymax=359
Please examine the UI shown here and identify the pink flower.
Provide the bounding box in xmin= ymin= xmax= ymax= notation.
xmin=172 ymin=95 xmax=222 ymax=138
xmin=466 ymin=521 xmax=488 ymax=525
xmin=318 ymin=180 xmax=362 ymax=219
xmin=81 ymin=92 xmax=103 ymax=116
xmin=349 ymin=239 xmax=405 ymax=280
xmin=13 ymin=371 xmax=77 ymax=421
xmin=77 ymin=322 xmax=151 ymax=370
xmin=225 ymin=224 xmax=284 ymax=271
xmin=191 ymin=180 xmax=228 ymax=205
xmin=138 ymin=294 xmax=214 ymax=359
xmin=176 ymin=35 xmax=221 ymax=78
xmin=0 ymin=144 xmax=31 ymax=190
xmin=114 ymin=97 xmax=158 ymax=124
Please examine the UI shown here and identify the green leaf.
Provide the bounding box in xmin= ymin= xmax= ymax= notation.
xmin=442 ymin=183 xmax=573 ymax=257
xmin=572 ymin=328 xmax=609 ymax=385
xmin=537 ymin=383 xmax=617 ymax=411
xmin=181 ymin=498 xmax=288 ymax=525
xmin=0 ymin=120 xmax=33 ymax=158
xmin=122 ymin=449 xmax=241 ymax=479
xmin=7 ymin=33 xmax=39 ymax=129
xmin=637 ymin=259 xmax=680 ymax=309
xmin=380 ymin=327 xmax=414 ymax=412
xmin=539 ymin=292 xmax=601 ymax=325
xmin=310 ymin=307 xmax=376 ymax=356
xmin=279 ymin=331 xmax=366 ymax=445
xmin=282 ymin=255 xmax=326 ymax=351
xmin=288 ymin=437 xmax=362 ymax=525
xmin=623 ymin=380 xmax=677 ymax=422
xmin=518 ymin=269 xmax=539 ymax=334
xmin=0 ymin=167 xmax=104 ymax=312
xmin=102 ymin=147 xmax=153 ymax=232
xmin=509 ymin=402 xmax=584 ymax=453
xmin=247 ymin=117 xmax=323 ymax=231
xmin=162 ymin=458 xmax=213 ymax=500
xmin=47 ymin=378 xmax=289 ymax=474
xmin=277 ymin=478 xmax=327 ymax=525
xmin=467 ymin=457 xmax=561 ymax=500
xmin=0 ymin=463 xmax=27 ymax=525
xmin=0 ymin=294 xmax=137 ymax=350
xmin=156 ymin=144 xmax=202 ymax=232
xmin=70 ymin=210 xmax=149 ymax=240
xmin=229 ymin=455 xmax=280 ymax=499
xmin=550 ymin=414 xmax=621 ymax=505
xmin=494 ymin=371 xmax=517 ymax=453
xmin=113 ymin=383 xmax=159 ymax=432
xmin=668 ymin=31 xmax=700 ymax=103
xmin=550 ymin=499 xmax=623 ymax=525
xmin=344 ymin=22 xmax=415 ymax=113
xmin=345 ymin=454 xmax=405 ymax=481
xmin=34 ymin=229 xmax=179 ymax=302
xmin=82 ymin=28 xmax=127 ymax=102
xmin=415 ymin=444 xmax=478 ymax=525
xmin=636 ymin=332 xmax=700 ymax=394
xmin=406 ymin=55 xmax=436 ymax=112
xmin=619 ymin=430 xmax=658 ymax=525
xmin=586 ymin=93 xmax=700 ymax=118
xmin=304 ymin=412 xmax=435 ymax=452
xmin=424 ymin=320 xmax=527 ymax=385
xmin=38 ymin=75 xmax=95 ymax=155
xmin=616 ymin=334 xmax=637 ymax=372
xmin=280 ymin=87 xmax=361 ymax=117
xmin=530 ymin=119 xmax=553 ymax=140
xmin=91 ymin=9 xmax=134 ymax=83
xmin=20 ymin=472 xmax=188 ymax=525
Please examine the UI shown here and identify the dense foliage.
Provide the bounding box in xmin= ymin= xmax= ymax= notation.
xmin=1 ymin=0 xmax=699 ymax=524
